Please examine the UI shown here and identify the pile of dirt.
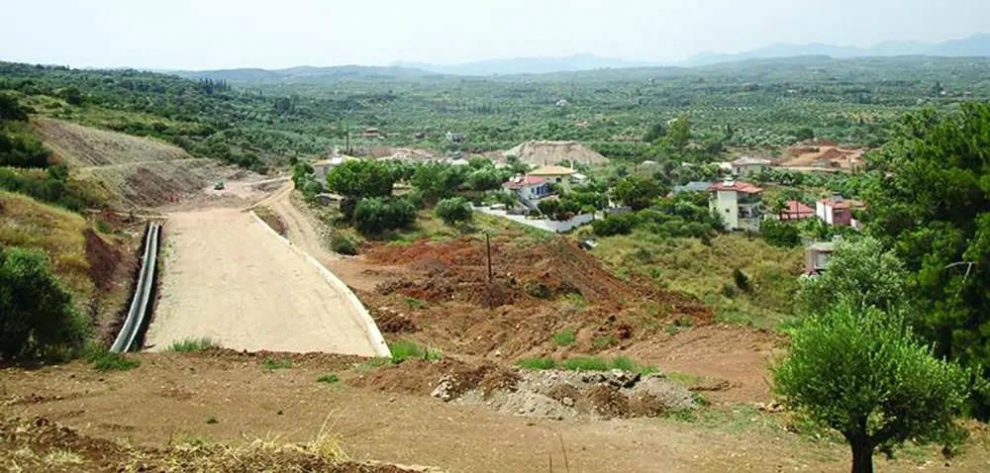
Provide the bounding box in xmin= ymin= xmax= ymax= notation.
xmin=363 ymin=236 xmax=711 ymax=357
xmin=368 ymin=237 xmax=648 ymax=308
xmin=504 ymin=140 xmax=609 ymax=167
xmin=434 ymin=368 xmax=696 ymax=420
xmin=350 ymin=359 xmax=485 ymax=396
xmin=0 ymin=417 xmax=436 ymax=472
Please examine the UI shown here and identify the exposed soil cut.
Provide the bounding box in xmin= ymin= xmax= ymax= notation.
xmin=361 ymin=236 xmax=711 ymax=358
xmin=504 ymin=140 xmax=609 ymax=167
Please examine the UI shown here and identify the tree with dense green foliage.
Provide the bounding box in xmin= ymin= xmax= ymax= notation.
xmin=326 ymin=160 xmax=397 ymax=200
xmin=326 ymin=160 xmax=399 ymax=216
xmin=643 ymin=122 xmax=667 ymax=143
xmin=592 ymin=213 xmax=637 ymax=236
xmin=0 ymin=246 xmax=87 ymax=360
xmin=435 ymin=197 xmax=473 ymax=225
xmin=664 ymin=116 xmax=692 ymax=153
xmin=466 ymin=167 xmax=505 ymax=192
xmin=612 ymin=175 xmax=665 ymax=210
xmin=760 ymin=219 xmax=801 ymax=248
xmin=0 ymin=92 xmax=30 ymax=121
xmin=352 ymin=197 xmax=416 ymax=235
xmin=411 ymin=163 xmax=467 ymax=203
xmin=798 ymin=237 xmax=908 ymax=317
xmin=864 ymin=103 xmax=990 ymax=415
xmin=773 ymin=304 xmax=969 ymax=473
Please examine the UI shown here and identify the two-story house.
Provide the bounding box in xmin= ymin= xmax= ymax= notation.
xmin=709 ymin=180 xmax=764 ymax=232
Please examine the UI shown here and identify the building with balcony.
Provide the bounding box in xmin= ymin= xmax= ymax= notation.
xmin=709 ymin=180 xmax=764 ymax=232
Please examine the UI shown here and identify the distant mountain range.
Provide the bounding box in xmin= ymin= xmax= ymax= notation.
xmin=679 ymin=33 xmax=990 ymax=67
xmin=394 ymin=54 xmax=659 ymax=76
xmin=171 ymin=34 xmax=990 ymax=81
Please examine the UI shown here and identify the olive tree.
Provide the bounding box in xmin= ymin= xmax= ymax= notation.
xmin=0 ymin=246 xmax=87 ymax=360
xmin=773 ymin=305 xmax=969 ymax=473
xmin=435 ymin=197 xmax=473 ymax=225
xmin=798 ymin=237 xmax=908 ymax=316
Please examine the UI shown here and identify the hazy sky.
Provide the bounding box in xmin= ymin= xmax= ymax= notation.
xmin=2 ymin=0 xmax=988 ymax=69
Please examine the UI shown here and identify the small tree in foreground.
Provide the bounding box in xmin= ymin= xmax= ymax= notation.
xmin=0 ymin=246 xmax=87 ymax=360
xmin=773 ymin=305 xmax=969 ymax=473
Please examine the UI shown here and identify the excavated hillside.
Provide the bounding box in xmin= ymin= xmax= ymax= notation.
xmin=362 ymin=235 xmax=711 ymax=358
xmin=504 ymin=140 xmax=609 ymax=167
xmin=33 ymin=117 xmax=245 ymax=209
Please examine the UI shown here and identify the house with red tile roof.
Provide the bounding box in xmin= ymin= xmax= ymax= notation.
xmin=778 ymin=200 xmax=815 ymax=221
xmin=815 ymin=195 xmax=864 ymax=227
xmin=708 ymin=180 xmax=763 ymax=232
xmin=503 ymin=175 xmax=552 ymax=202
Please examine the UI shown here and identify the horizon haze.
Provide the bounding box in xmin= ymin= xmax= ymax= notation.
xmin=2 ymin=0 xmax=990 ymax=70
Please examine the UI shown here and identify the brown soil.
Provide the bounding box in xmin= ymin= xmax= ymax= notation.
xmin=0 ymin=416 xmax=431 ymax=473
xmin=504 ymin=140 xmax=609 ymax=167
xmin=3 ymin=353 xmax=987 ymax=472
xmin=360 ymin=236 xmax=711 ymax=359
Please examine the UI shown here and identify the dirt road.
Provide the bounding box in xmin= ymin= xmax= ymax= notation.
xmin=145 ymin=207 xmax=384 ymax=356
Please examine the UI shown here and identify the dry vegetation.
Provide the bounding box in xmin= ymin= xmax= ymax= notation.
xmin=0 ymin=190 xmax=137 ymax=340
xmin=591 ymin=232 xmax=804 ymax=329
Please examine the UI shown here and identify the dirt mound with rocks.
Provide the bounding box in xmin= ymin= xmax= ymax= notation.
xmin=504 ymin=141 xmax=608 ymax=167
xmin=433 ymin=367 xmax=696 ymax=420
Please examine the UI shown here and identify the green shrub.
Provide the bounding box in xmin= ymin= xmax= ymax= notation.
xmin=732 ymin=268 xmax=751 ymax=292
xmin=761 ymin=219 xmax=801 ymax=248
xmin=262 ymin=357 xmax=292 ymax=370
xmin=353 ymin=197 xmax=416 ymax=235
xmin=167 ymin=338 xmax=218 ymax=352
xmin=516 ymin=357 xmax=558 ymax=370
xmin=388 ymin=340 xmax=442 ymax=364
xmin=330 ymin=234 xmax=359 ymax=255
xmin=592 ymin=213 xmax=637 ymax=236
xmin=435 ymin=197 xmax=473 ymax=225
xmin=0 ymin=246 xmax=87 ymax=360
xmin=317 ymin=373 xmax=340 ymax=384
xmin=561 ymin=356 xmax=610 ymax=371
xmin=592 ymin=335 xmax=617 ymax=348
xmin=86 ymin=351 xmax=140 ymax=372
xmin=515 ymin=356 xmax=658 ymax=374
xmin=552 ymin=329 xmax=576 ymax=346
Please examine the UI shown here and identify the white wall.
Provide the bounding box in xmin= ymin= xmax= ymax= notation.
xmin=711 ymin=190 xmax=739 ymax=230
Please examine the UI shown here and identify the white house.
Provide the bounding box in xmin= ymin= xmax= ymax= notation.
xmin=729 ymin=156 xmax=773 ymax=177
xmin=528 ymin=165 xmax=578 ymax=190
xmin=503 ymin=175 xmax=552 ymax=202
xmin=708 ymin=180 xmax=764 ymax=232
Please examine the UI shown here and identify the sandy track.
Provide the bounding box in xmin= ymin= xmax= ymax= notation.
xmin=145 ymin=208 xmax=380 ymax=356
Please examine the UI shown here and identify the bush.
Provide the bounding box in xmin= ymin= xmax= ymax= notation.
xmin=761 ymin=219 xmax=801 ymax=248
xmin=353 ymin=197 xmax=416 ymax=235
xmin=516 ymin=357 xmax=558 ymax=370
xmin=592 ymin=213 xmax=637 ymax=236
xmin=317 ymin=373 xmax=340 ymax=384
xmin=167 ymin=338 xmax=218 ymax=352
xmin=0 ymin=246 xmax=87 ymax=360
xmin=86 ymin=350 xmax=140 ymax=372
xmin=389 ymin=340 xmax=442 ymax=364
xmin=435 ymin=197 xmax=473 ymax=225
xmin=552 ymin=329 xmax=576 ymax=346
xmin=330 ymin=234 xmax=359 ymax=255
xmin=732 ymin=268 xmax=751 ymax=292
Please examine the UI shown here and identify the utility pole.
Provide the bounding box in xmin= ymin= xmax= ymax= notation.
xmin=486 ymin=232 xmax=494 ymax=311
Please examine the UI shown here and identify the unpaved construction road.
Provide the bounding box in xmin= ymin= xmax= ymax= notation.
xmin=145 ymin=207 xmax=383 ymax=356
